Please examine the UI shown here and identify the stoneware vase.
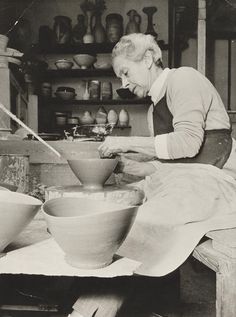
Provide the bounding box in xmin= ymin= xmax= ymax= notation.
xmin=0 ymin=191 xmax=41 ymax=253
xmin=107 ymin=109 xmax=118 ymax=125
xmin=119 ymin=109 xmax=129 ymax=127
xmin=67 ymin=157 xmax=118 ymax=190
xmin=42 ymin=196 xmax=138 ymax=269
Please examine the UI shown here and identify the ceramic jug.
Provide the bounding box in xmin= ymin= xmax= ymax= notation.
xmin=125 ymin=10 xmax=141 ymax=34
xmin=80 ymin=111 xmax=94 ymax=125
xmin=92 ymin=13 xmax=106 ymax=43
xmin=72 ymin=14 xmax=87 ymax=44
xmin=96 ymin=106 xmax=107 ymax=124
xmin=53 ymin=16 xmax=72 ymax=44
xmin=119 ymin=109 xmax=129 ymax=127
xmin=108 ymin=109 xmax=118 ymax=125
xmin=83 ymin=10 xmax=94 ymax=43
xmin=106 ymin=13 xmax=123 ymax=42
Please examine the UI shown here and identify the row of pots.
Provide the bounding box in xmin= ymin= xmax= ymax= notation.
xmin=39 ymin=6 xmax=158 ymax=47
xmin=55 ymin=108 xmax=129 ymax=127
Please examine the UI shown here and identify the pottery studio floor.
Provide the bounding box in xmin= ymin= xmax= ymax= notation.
xmin=0 ymin=259 xmax=216 ymax=317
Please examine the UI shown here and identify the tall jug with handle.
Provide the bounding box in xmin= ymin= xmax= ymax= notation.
xmin=125 ymin=10 xmax=141 ymax=34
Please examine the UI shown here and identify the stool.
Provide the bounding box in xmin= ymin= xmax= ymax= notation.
xmin=193 ymin=229 xmax=236 ymax=317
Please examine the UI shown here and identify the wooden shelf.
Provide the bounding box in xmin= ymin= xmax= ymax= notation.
xmin=32 ymin=40 xmax=169 ymax=55
xmin=39 ymin=97 xmax=151 ymax=106
xmin=43 ymin=68 xmax=115 ymax=79
xmin=112 ymin=125 xmax=131 ymax=129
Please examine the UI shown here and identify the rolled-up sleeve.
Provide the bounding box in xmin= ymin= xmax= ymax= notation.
xmin=155 ymin=68 xmax=211 ymax=160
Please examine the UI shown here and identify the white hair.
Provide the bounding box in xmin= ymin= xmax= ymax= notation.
xmin=112 ymin=33 xmax=162 ymax=66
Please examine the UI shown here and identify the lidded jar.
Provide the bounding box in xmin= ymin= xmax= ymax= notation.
xmin=105 ymin=14 xmax=123 ymax=43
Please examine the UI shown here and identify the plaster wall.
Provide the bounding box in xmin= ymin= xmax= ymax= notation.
xmin=181 ymin=38 xmax=236 ymax=112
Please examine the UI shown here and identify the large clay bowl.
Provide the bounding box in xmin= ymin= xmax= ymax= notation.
xmin=67 ymin=158 xmax=118 ymax=190
xmin=0 ymin=191 xmax=41 ymax=252
xmin=42 ymin=197 xmax=138 ymax=269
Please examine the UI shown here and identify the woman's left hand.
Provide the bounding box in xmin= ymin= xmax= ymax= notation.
xmin=116 ymin=156 xmax=157 ymax=177
xmin=98 ymin=136 xmax=130 ymax=157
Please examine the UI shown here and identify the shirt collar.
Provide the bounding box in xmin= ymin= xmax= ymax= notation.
xmin=148 ymin=68 xmax=171 ymax=105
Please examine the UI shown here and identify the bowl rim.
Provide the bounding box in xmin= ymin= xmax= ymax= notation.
xmin=55 ymin=91 xmax=77 ymax=97
xmin=0 ymin=191 xmax=42 ymax=205
xmin=73 ymin=54 xmax=96 ymax=58
xmin=56 ymin=86 xmax=75 ymax=92
xmin=42 ymin=197 xmax=136 ymax=219
xmin=55 ymin=59 xmax=73 ymax=64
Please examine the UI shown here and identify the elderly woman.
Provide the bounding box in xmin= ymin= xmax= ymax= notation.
xmin=99 ymin=33 xmax=236 ymax=179
xmin=69 ymin=33 xmax=236 ymax=317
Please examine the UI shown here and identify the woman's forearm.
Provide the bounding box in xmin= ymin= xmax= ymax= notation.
xmin=128 ymin=137 xmax=157 ymax=156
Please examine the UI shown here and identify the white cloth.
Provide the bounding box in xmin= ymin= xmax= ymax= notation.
xmin=118 ymin=163 xmax=236 ymax=276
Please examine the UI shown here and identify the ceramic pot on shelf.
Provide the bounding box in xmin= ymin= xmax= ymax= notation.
xmin=80 ymin=111 xmax=94 ymax=125
xmin=142 ymin=6 xmax=158 ymax=38
xmin=125 ymin=10 xmax=141 ymax=34
xmin=108 ymin=109 xmax=118 ymax=125
xmin=92 ymin=12 xmax=106 ymax=43
xmin=96 ymin=106 xmax=107 ymax=124
xmin=72 ymin=14 xmax=87 ymax=44
xmin=53 ymin=15 xmax=72 ymax=44
xmin=119 ymin=109 xmax=129 ymax=127
xmin=83 ymin=10 xmax=95 ymax=43
xmin=106 ymin=13 xmax=123 ymax=43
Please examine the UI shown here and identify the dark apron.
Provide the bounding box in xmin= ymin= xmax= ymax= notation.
xmin=152 ymin=96 xmax=232 ymax=168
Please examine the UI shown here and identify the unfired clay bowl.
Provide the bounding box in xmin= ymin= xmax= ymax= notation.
xmin=42 ymin=197 xmax=138 ymax=269
xmin=0 ymin=191 xmax=41 ymax=253
xmin=67 ymin=158 xmax=118 ymax=190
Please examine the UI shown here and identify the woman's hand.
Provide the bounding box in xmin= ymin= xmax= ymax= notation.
xmin=98 ymin=136 xmax=157 ymax=158
xmin=115 ymin=156 xmax=157 ymax=177
xmin=98 ymin=137 xmax=130 ymax=157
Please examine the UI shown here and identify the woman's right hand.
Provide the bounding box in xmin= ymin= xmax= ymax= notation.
xmin=98 ymin=137 xmax=130 ymax=157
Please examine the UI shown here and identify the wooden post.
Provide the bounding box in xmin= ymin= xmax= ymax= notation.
xmin=0 ymin=68 xmax=11 ymax=130
xmin=28 ymin=94 xmax=38 ymax=132
xmin=197 ymin=0 xmax=206 ymax=75
xmin=216 ymin=264 xmax=236 ymax=317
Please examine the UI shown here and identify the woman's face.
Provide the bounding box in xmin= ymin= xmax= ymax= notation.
xmin=113 ymin=55 xmax=152 ymax=98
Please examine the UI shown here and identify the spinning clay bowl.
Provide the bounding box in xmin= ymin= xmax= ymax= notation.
xmin=0 ymin=191 xmax=41 ymax=253
xmin=67 ymin=157 xmax=118 ymax=190
xmin=42 ymin=197 xmax=138 ymax=269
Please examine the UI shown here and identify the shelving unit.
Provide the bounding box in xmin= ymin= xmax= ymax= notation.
xmin=35 ymin=35 xmax=162 ymax=134
xmin=44 ymin=68 xmax=115 ymax=79
xmin=43 ymin=97 xmax=150 ymax=106
xmin=32 ymin=40 xmax=169 ymax=55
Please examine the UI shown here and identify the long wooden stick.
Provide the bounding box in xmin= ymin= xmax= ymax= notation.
xmin=0 ymin=102 xmax=61 ymax=158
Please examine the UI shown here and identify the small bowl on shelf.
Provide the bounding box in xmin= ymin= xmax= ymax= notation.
xmin=73 ymin=54 xmax=96 ymax=69
xmin=55 ymin=59 xmax=74 ymax=70
xmin=116 ymin=88 xmax=136 ymax=99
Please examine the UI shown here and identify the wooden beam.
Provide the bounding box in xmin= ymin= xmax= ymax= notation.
xmin=197 ymin=0 xmax=206 ymax=75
